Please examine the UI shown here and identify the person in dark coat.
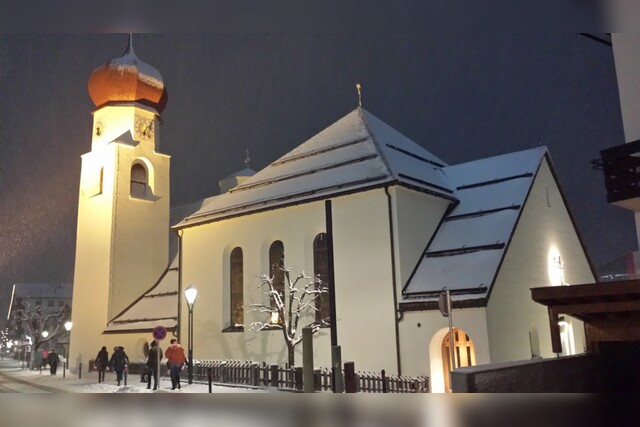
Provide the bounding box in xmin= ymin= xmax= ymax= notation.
xmin=108 ymin=346 xmax=129 ymax=386
xmin=145 ymin=340 xmax=163 ymax=390
xmin=95 ymin=346 xmax=109 ymax=383
xmin=47 ymin=349 xmax=60 ymax=375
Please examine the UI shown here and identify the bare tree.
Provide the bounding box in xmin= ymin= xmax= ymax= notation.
xmin=14 ymin=300 xmax=71 ymax=365
xmin=249 ymin=267 xmax=329 ymax=367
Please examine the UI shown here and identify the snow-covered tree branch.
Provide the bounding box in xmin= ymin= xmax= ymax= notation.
xmin=248 ymin=266 xmax=329 ymax=366
xmin=14 ymin=300 xmax=71 ymax=365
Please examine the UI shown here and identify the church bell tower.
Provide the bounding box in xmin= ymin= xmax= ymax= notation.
xmin=69 ymin=36 xmax=170 ymax=365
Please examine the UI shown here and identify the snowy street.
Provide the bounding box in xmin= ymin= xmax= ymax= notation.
xmin=0 ymin=359 xmax=269 ymax=393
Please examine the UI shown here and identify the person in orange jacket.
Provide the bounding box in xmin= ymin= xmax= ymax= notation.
xmin=164 ymin=338 xmax=186 ymax=390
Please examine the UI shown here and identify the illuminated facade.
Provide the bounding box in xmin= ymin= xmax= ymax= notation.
xmin=68 ymin=39 xmax=595 ymax=392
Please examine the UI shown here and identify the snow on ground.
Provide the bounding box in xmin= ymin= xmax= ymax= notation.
xmin=0 ymin=358 xmax=269 ymax=393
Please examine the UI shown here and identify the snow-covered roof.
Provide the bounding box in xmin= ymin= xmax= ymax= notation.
xmin=175 ymin=108 xmax=456 ymax=229
xmin=402 ymin=147 xmax=548 ymax=303
xmin=104 ymin=201 xmax=204 ymax=333
xmin=13 ymin=283 xmax=72 ymax=299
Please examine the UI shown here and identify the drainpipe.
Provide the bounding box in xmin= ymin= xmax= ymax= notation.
xmin=384 ymin=186 xmax=402 ymax=375
xmin=177 ymin=229 xmax=183 ymax=343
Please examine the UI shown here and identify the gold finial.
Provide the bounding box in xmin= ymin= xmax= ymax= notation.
xmin=356 ymin=83 xmax=362 ymax=107
xmin=244 ymin=149 xmax=251 ymax=169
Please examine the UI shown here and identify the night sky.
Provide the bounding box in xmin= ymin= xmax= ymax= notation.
xmin=0 ymin=34 xmax=633 ymax=327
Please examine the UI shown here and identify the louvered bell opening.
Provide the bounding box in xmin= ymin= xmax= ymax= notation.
xmin=130 ymin=164 xmax=147 ymax=198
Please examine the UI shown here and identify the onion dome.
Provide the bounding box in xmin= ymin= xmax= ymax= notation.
xmin=88 ymin=35 xmax=168 ymax=113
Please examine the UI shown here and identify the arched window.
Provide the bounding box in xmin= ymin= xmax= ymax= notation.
xmin=269 ymin=241 xmax=285 ymax=323
xmin=313 ymin=233 xmax=330 ymax=323
xmin=230 ymin=247 xmax=244 ymax=327
xmin=130 ymin=163 xmax=147 ymax=198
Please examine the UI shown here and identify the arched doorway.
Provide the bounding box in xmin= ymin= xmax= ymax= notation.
xmin=441 ymin=327 xmax=476 ymax=392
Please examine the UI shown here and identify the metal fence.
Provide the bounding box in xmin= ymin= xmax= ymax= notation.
xmin=89 ymin=358 xmax=429 ymax=393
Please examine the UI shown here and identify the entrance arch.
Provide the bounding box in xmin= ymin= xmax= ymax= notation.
xmin=429 ymin=327 xmax=477 ymax=393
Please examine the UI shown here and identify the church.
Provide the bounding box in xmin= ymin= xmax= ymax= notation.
xmin=69 ymin=38 xmax=595 ymax=392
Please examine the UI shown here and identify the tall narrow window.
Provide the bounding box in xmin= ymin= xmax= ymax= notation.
xmin=130 ymin=163 xmax=147 ymax=198
xmin=98 ymin=167 xmax=104 ymax=194
xmin=269 ymin=241 xmax=285 ymax=323
xmin=313 ymin=233 xmax=330 ymax=323
xmin=230 ymin=247 xmax=244 ymax=327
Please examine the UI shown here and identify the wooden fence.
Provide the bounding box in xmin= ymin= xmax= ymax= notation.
xmin=89 ymin=358 xmax=429 ymax=393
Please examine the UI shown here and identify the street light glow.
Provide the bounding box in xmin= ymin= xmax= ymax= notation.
xmin=42 ymin=331 xmax=49 ymax=338
xmin=185 ymin=286 xmax=198 ymax=307
xmin=64 ymin=321 xmax=73 ymax=331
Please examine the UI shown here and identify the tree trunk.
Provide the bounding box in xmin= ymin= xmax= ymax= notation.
xmin=288 ymin=343 xmax=295 ymax=367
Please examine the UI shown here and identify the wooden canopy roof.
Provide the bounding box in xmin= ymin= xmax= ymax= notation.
xmin=531 ymin=280 xmax=640 ymax=353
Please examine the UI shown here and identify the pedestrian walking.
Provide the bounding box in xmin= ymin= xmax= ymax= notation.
xmin=47 ymin=349 xmax=60 ymax=375
xmin=109 ymin=346 xmax=129 ymax=386
xmin=95 ymin=346 xmax=109 ymax=383
xmin=164 ymin=338 xmax=186 ymax=390
xmin=145 ymin=340 xmax=163 ymax=390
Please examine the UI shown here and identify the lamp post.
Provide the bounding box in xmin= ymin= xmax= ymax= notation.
xmin=184 ymin=286 xmax=198 ymax=385
xmin=63 ymin=321 xmax=72 ymax=376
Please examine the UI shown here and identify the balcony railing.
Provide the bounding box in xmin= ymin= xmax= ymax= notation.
xmin=600 ymin=139 xmax=640 ymax=210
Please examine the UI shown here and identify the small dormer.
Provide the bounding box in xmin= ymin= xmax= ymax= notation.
xmin=219 ymin=167 xmax=256 ymax=194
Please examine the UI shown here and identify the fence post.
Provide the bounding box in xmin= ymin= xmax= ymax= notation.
xmin=331 ymin=346 xmax=344 ymax=393
xmin=270 ymin=364 xmax=279 ymax=388
xmin=381 ymin=369 xmax=388 ymax=393
xmin=221 ymin=361 xmax=227 ymax=383
xmin=79 ymin=362 xmax=82 ymax=380
xmin=302 ymin=327 xmax=315 ymax=393
xmin=124 ymin=365 xmax=128 ymax=386
xmin=208 ymin=368 xmax=213 ymax=393
xmin=63 ymin=362 xmax=66 ymax=379
xmin=344 ymin=361 xmax=356 ymax=393
xmin=295 ymin=367 xmax=304 ymax=391
xmin=313 ymin=369 xmax=321 ymax=391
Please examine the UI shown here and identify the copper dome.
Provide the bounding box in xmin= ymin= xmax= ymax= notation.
xmin=88 ymin=36 xmax=167 ymax=113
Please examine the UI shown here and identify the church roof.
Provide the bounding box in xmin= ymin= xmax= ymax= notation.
xmin=401 ymin=146 xmax=548 ymax=303
xmin=175 ymin=108 xmax=456 ymax=229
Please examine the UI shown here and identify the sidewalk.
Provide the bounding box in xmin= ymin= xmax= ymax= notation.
xmin=0 ymin=358 xmax=268 ymax=393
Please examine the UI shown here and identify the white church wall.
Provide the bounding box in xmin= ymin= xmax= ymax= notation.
xmin=486 ymin=158 xmax=594 ymax=363
xmin=69 ymin=147 xmax=116 ymax=367
xmin=331 ymin=189 xmax=399 ymax=373
xmin=180 ymin=199 xmax=332 ymax=367
xmin=180 ymin=187 xmax=400 ymax=371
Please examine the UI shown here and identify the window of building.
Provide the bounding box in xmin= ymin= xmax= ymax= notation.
xmin=47 ymin=300 xmax=54 ymax=307
xmin=269 ymin=240 xmax=285 ymax=324
xmin=130 ymin=163 xmax=147 ymax=198
xmin=230 ymin=247 xmax=244 ymax=328
xmin=313 ymin=233 xmax=330 ymax=323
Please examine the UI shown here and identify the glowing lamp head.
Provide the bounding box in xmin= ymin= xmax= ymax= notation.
xmin=64 ymin=321 xmax=73 ymax=332
xmin=184 ymin=286 xmax=198 ymax=308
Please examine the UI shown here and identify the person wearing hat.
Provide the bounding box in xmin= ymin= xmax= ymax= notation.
xmin=108 ymin=346 xmax=129 ymax=386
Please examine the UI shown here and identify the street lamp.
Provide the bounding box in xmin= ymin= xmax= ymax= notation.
xmin=64 ymin=321 xmax=72 ymax=361
xmin=184 ymin=285 xmax=198 ymax=385
xmin=41 ymin=331 xmax=49 ymax=338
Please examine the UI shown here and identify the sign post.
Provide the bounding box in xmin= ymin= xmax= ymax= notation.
xmin=152 ymin=326 xmax=166 ymax=388
xmin=439 ymin=288 xmax=455 ymax=390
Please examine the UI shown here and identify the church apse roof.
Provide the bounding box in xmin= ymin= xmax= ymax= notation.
xmin=175 ymin=108 xmax=456 ymax=229
xmin=402 ymin=146 xmax=548 ymax=305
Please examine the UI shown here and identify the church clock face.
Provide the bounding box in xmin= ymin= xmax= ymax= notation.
xmin=95 ymin=121 xmax=104 ymax=137
xmin=135 ymin=117 xmax=154 ymax=140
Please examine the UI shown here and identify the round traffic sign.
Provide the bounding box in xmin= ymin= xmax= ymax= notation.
xmin=152 ymin=325 xmax=167 ymax=341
